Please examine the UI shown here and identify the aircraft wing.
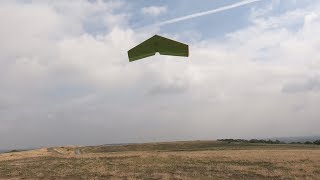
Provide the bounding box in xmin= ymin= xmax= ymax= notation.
xmin=128 ymin=35 xmax=189 ymax=62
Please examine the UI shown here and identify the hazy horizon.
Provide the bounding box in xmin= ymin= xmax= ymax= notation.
xmin=2 ymin=135 xmax=320 ymax=151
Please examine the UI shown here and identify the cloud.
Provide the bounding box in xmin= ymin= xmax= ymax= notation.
xmin=282 ymin=77 xmax=320 ymax=93
xmin=141 ymin=6 xmax=167 ymax=17
xmin=147 ymin=76 xmax=190 ymax=96
xmin=1 ymin=0 xmax=320 ymax=149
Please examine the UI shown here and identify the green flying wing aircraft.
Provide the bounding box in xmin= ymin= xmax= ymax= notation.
xmin=128 ymin=35 xmax=189 ymax=62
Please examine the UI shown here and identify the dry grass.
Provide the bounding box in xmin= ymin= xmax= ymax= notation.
xmin=0 ymin=141 xmax=320 ymax=179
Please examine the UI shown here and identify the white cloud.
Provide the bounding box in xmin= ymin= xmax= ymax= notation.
xmin=141 ymin=6 xmax=167 ymax=17
xmin=0 ymin=0 xmax=320 ymax=149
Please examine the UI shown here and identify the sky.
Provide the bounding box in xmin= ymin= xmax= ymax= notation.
xmin=0 ymin=0 xmax=320 ymax=149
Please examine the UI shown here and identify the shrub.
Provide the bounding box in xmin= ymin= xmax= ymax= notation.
xmin=313 ymin=140 xmax=320 ymax=145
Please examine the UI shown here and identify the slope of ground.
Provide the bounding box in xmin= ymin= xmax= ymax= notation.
xmin=0 ymin=141 xmax=319 ymax=179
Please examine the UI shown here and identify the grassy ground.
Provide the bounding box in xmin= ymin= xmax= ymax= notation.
xmin=0 ymin=141 xmax=320 ymax=179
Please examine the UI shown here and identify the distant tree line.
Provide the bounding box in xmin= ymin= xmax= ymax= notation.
xmin=290 ymin=140 xmax=320 ymax=145
xmin=217 ymin=139 xmax=320 ymax=145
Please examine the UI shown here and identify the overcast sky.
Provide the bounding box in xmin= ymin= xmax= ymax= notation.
xmin=1 ymin=0 xmax=320 ymax=149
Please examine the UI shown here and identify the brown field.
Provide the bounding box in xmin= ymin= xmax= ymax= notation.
xmin=0 ymin=141 xmax=320 ymax=179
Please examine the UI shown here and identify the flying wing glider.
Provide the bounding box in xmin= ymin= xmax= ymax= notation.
xmin=128 ymin=35 xmax=189 ymax=62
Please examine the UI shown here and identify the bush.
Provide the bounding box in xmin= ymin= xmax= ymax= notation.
xmin=304 ymin=141 xmax=313 ymax=144
xmin=313 ymin=140 xmax=320 ymax=145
